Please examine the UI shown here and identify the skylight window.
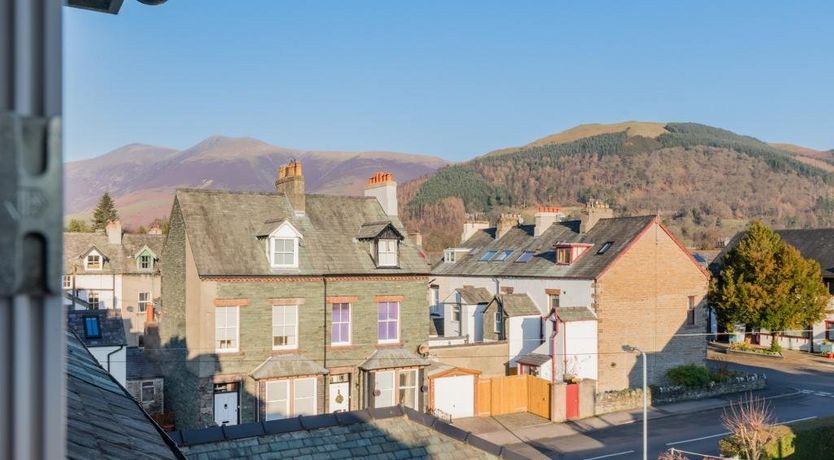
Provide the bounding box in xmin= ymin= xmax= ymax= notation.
xmin=493 ymin=250 xmax=513 ymax=261
xmin=515 ymin=251 xmax=535 ymax=263
xmin=479 ymin=250 xmax=498 ymax=261
xmin=597 ymin=241 xmax=614 ymax=255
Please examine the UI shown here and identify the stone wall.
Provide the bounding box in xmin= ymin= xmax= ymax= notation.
xmin=595 ymin=222 xmax=709 ymax=392
xmin=428 ymin=341 xmax=508 ymax=376
xmin=594 ymin=373 xmax=767 ymax=414
xmin=126 ymin=378 xmax=165 ymax=416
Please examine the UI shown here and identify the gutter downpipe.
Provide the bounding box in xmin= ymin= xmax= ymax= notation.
xmin=106 ymin=345 xmax=125 ymax=374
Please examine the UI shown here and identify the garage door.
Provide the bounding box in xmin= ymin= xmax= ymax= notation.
xmin=434 ymin=375 xmax=474 ymax=418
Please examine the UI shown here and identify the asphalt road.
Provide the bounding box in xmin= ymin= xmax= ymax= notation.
xmin=541 ymin=348 xmax=834 ymax=460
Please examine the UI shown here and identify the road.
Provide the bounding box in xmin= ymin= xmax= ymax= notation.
xmin=502 ymin=347 xmax=834 ymax=459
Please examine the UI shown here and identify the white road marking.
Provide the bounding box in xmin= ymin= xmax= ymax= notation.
xmin=666 ymin=416 xmax=818 ymax=447
xmin=666 ymin=432 xmax=730 ymax=446
xmin=781 ymin=416 xmax=818 ymax=424
xmin=582 ymin=450 xmax=636 ymax=460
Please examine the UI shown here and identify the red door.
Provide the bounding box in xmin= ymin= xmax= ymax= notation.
xmin=566 ymin=383 xmax=579 ymax=419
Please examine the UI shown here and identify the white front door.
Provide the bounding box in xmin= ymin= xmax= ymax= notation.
xmin=329 ymin=381 xmax=350 ymax=412
xmin=434 ymin=375 xmax=474 ymax=418
xmin=214 ymin=391 xmax=238 ymax=426
xmin=373 ymin=371 xmax=395 ymax=408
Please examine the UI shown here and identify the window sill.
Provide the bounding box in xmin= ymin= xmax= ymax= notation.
xmin=270 ymin=348 xmax=299 ymax=356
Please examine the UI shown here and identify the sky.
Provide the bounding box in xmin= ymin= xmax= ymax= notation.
xmin=64 ymin=1 xmax=834 ymax=162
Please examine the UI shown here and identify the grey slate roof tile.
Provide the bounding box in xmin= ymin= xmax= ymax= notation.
xmin=358 ymin=348 xmax=430 ymax=371
xmin=556 ymin=306 xmax=597 ymax=322
xmin=67 ymin=308 xmax=127 ymax=347
xmin=432 ymin=215 xmax=657 ymax=279
xmin=66 ymin=330 xmax=182 ymax=459
xmin=457 ymin=286 xmax=493 ymax=304
xmin=174 ymin=189 xmax=429 ymax=276
xmin=486 ymin=293 xmax=540 ymax=317
xmin=64 ymin=232 xmax=163 ymax=275
xmin=249 ymin=354 xmax=329 ymax=380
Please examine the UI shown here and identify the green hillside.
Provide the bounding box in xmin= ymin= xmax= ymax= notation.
xmin=401 ymin=123 xmax=834 ymax=253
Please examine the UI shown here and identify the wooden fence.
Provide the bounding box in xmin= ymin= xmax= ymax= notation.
xmin=477 ymin=374 xmax=551 ymax=419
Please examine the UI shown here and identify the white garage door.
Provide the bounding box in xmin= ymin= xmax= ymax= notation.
xmin=434 ymin=375 xmax=474 ymax=418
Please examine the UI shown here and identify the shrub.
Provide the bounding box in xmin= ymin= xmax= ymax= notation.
xmin=719 ymin=425 xmax=794 ymax=459
xmin=666 ymin=365 xmax=712 ymax=388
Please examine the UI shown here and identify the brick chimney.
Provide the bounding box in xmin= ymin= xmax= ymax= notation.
xmin=579 ymin=199 xmax=614 ymax=233
xmin=534 ymin=206 xmax=563 ymax=237
xmin=496 ymin=213 xmax=522 ymax=240
xmin=461 ymin=215 xmax=490 ymax=243
xmin=105 ymin=220 xmax=122 ymax=245
xmin=275 ymin=160 xmax=305 ymax=214
xmin=364 ymin=171 xmax=398 ymax=217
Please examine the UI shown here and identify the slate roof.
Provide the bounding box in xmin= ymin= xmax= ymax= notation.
xmin=66 ymin=331 xmax=183 ymax=459
xmin=457 ymin=286 xmax=493 ymax=304
xmin=557 ymin=306 xmax=598 ymax=322
xmin=359 ymin=348 xmax=431 ymax=371
xmin=66 ymin=309 xmax=127 ymax=347
xmin=777 ymin=229 xmax=834 ymax=278
xmin=486 ymin=293 xmax=540 ymax=317
xmin=127 ymin=347 xmax=164 ymax=381
xmin=517 ymin=353 xmax=551 ymax=367
xmin=714 ymin=228 xmax=834 ymax=279
xmin=250 ymin=354 xmax=329 ymax=380
xmin=174 ymin=189 xmax=429 ymax=276
xmin=432 ymin=216 xmax=657 ymax=279
xmin=64 ymin=232 xmax=163 ymax=275
xmin=173 ymin=406 xmax=510 ymax=459
xmin=356 ymin=221 xmax=404 ymax=240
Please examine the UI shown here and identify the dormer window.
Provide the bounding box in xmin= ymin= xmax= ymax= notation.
xmin=377 ymin=239 xmax=398 ymax=267
xmin=85 ymin=254 xmax=102 ymax=271
xmin=556 ymin=247 xmax=571 ymax=265
xmin=555 ymin=243 xmax=593 ymax=265
xmin=134 ymin=246 xmax=158 ymax=272
xmin=270 ymin=237 xmax=298 ymax=268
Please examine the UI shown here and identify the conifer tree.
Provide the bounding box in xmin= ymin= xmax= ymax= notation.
xmin=92 ymin=192 xmax=119 ymax=230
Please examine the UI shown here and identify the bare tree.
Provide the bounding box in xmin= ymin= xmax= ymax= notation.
xmin=657 ymin=448 xmax=689 ymax=460
xmin=721 ymin=394 xmax=776 ymax=460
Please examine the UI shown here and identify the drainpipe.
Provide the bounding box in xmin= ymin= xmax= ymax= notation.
xmin=550 ymin=315 xmax=558 ymax=383
xmin=106 ymin=345 xmax=125 ymax=374
xmin=323 ymin=277 xmax=328 ymax=371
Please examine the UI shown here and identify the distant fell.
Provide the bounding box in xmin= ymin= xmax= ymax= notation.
xmin=65 ymin=136 xmax=448 ymax=228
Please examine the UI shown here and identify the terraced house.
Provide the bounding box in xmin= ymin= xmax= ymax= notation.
xmin=158 ymin=162 xmax=431 ymax=429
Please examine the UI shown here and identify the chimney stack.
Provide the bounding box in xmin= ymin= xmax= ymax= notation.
xmin=148 ymin=223 xmax=162 ymax=235
xmin=579 ymin=199 xmax=614 ymax=233
xmin=105 ymin=220 xmax=122 ymax=245
xmin=275 ymin=160 xmax=306 ymax=215
xmin=534 ymin=206 xmax=564 ymax=237
xmin=461 ymin=215 xmax=490 ymax=243
xmin=496 ymin=213 xmax=522 ymax=240
xmin=364 ymin=171 xmax=398 ymax=217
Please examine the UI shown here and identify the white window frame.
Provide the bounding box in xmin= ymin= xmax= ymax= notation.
xmin=141 ymin=381 xmax=155 ymax=404
xmin=452 ymin=304 xmax=461 ymax=322
xmin=272 ymin=305 xmax=298 ymax=350
xmin=138 ymin=254 xmax=152 ymax=271
xmin=444 ymin=249 xmax=456 ymax=263
xmin=87 ymin=291 xmax=100 ymax=310
xmin=138 ymin=291 xmax=151 ymax=313
xmin=494 ymin=310 xmax=502 ymax=334
xmin=293 ymin=378 xmax=317 ymax=416
xmin=377 ymin=301 xmax=400 ymax=344
xmin=265 ymin=380 xmax=290 ymax=421
xmin=62 ymin=275 xmax=71 ymax=289
xmin=377 ymin=239 xmax=398 ymax=267
xmin=398 ymin=369 xmax=418 ymax=410
xmin=331 ymin=303 xmax=351 ymax=346
xmin=85 ymin=253 xmax=102 ymax=271
xmin=269 ymin=237 xmax=298 ymax=268
xmin=215 ymin=306 xmax=240 ymax=353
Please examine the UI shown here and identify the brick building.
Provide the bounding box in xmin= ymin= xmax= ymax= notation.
xmin=431 ymin=202 xmax=709 ymax=392
xmin=158 ymin=162 xmax=431 ymax=429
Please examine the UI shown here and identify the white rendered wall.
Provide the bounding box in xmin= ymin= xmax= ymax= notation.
xmin=88 ymin=346 xmax=127 ymax=387
xmin=563 ymin=320 xmax=598 ymax=380
xmin=508 ymin=316 xmax=542 ymax=368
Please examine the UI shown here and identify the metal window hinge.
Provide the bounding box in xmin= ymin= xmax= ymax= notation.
xmin=0 ymin=112 xmax=63 ymax=295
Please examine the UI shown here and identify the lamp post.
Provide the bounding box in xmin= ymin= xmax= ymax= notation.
xmin=623 ymin=344 xmax=647 ymax=460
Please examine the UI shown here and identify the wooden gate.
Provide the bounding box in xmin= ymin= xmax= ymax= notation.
xmin=476 ymin=375 xmax=550 ymax=418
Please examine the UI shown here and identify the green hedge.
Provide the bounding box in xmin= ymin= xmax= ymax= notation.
xmin=666 ymin=365 xmax=713 ymax=388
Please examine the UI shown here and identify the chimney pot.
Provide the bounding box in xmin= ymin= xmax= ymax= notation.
xmin=275 ymin=160 xmax=306 ymax=214
xmin=579 ymin=199 xmax=613 ymax=233
xmin=534 ymin=206 xmax=564 ymax=237
xmin=364 ymin=171 xmax=398 ymax=216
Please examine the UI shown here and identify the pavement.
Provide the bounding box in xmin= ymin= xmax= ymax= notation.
xmin=452 ymin=344 xmax=834 ymax=459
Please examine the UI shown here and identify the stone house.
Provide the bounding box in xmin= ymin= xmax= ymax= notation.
xmin=67 ymin=308 xmax=128 ymax=386
xmin=158 ymin=162 xmax=431 ymax=429
xmin=431 ymin=203 xmax=709 ymax=392
xmin=63 ymin=222 xmax=163 ymax=347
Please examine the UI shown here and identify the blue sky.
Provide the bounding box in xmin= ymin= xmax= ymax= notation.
xmin=64 ymin=1 xmax=834 ymax=161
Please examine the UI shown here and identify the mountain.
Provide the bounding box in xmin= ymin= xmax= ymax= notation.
xmin=399 ymin=122 xmax=834 ymax=253
xmin=65 ymin=136 xmax=448 ymax=228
